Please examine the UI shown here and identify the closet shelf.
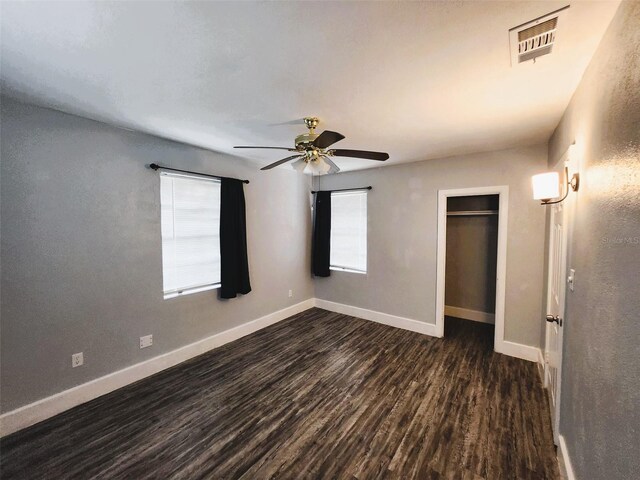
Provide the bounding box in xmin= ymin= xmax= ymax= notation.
xmin=446 ymin=210 xmax=499 ymax=216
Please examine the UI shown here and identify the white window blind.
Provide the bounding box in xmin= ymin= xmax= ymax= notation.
xmin=160 ymin=173 xmax=221 ymax=298
xmin=330 ymin=190 xmax=367 ymax=273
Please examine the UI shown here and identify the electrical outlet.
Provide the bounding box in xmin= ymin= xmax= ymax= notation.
xmin=568 ymin=269 xmax=576 ymax=292
xmin=140 ymin=334 xmax=153 ymax=349
xmin=72 ymin=352 xmax=83 ymax=368
xmin=288 ymin=289 xmax=293 ymax=298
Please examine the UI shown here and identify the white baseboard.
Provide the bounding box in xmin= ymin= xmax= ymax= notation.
xmin=0 ymin=298 xmax=315 ymax=438
xmin=496 ymin=340 xmax=541 ymax=363
xmin=558 ymin=435 xmax=576 ymax=480
xmin=0 ymin=297 xmax=543 ymax=437
xmin=314 ymin=298 xmax=438 ymax=337
xmin=315 ymin=299 xmax=543 ymax=364
xmin=444 ymin=305 xmax=495 ymax=324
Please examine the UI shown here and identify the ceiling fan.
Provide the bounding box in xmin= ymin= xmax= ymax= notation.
xmin=234 ymin=117 xmax=389 ymax=174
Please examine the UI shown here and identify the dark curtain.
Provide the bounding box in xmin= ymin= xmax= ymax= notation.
xmin=220 ymin=178 xmax=251 ymax=298
xmin=312 ymin=191 xmax=331 ymax=277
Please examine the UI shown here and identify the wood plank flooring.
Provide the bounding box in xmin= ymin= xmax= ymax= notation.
xmin=0 ymin=309 xmax=559 ymax=479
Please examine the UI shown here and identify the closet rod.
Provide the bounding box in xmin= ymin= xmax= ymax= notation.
xmin=447 ymin=210 xmax=498 ymax=216
xmin=149 ymin=163 xmax=250 ymax=184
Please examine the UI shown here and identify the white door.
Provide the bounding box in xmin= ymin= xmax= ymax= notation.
xmin=545 ymin=202 xmax=567 ymax=444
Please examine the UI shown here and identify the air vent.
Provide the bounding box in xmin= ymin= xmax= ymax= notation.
xmin=509 ymin=6 xmax=569 ymax=65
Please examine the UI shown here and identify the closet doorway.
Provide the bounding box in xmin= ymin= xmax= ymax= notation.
xmin=435 ymin=186 xmax=509 ymax=353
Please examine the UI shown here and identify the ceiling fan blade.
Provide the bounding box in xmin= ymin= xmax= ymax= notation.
xmin=260 ymin=155 xmax=303 ymax=171
xmin=323 ymin=156 xmax=341 ymax=174
xmin=313 ymin=130 xmax=345 ymax=149
xmin=331 ymin=149 xmax=389 ymax=161
xmin=234 ymin=146 xmax=297 ymax=151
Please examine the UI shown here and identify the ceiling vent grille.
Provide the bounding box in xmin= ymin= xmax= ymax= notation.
xmin=509 ymin=6 xmax=569 ymax=65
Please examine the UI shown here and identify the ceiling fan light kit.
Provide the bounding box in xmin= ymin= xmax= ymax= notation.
xmin=234 ymin=117 xmax=389 ymax=175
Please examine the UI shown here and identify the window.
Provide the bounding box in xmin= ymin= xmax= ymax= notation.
xmin=160 ymin=172 xmax=221 ymax=298
xmin=330 ymin=190 xmax=367 ymax=273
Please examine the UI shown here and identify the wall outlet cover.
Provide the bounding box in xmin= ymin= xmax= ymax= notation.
xmin=568 ymin=268 xmax=576 ymax=292
xmin=140 ymin=334 xmax=153 ymax=349
xmin=72 ymin=352 xmax=83 ymax=368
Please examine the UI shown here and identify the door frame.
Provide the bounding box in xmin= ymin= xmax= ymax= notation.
xmin=435 ymin=185 xmax=509 ymax=354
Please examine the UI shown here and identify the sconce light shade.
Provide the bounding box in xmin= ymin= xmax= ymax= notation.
xmin=532 ymin=172 xmax=560 ymax=201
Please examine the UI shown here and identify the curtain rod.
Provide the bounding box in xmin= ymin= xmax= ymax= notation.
xmin=311 ymin=186 xmax=372 ymax=194
xmin=149 ymin=163 xmax=250 ymax=184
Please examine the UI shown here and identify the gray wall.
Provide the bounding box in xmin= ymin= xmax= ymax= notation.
xmin=548 ymin=2 xmax=640 ymax=479
xmin=314 ymin=145 xmax=548 ymax=347
xmin=0 ymin=97 xmax=314 ymax=412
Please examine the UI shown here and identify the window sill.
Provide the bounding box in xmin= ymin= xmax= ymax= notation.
xmin=163 ymin=283 xmax=221 ymax=300
xmin=330 ymin=266 xmax=367 ymax=275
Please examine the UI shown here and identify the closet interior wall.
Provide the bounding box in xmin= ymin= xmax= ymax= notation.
xmin=445 ymin=195 xmax=499 ymax=324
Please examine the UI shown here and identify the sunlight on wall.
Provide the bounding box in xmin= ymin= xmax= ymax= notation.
xmin=585 ymin=143 xmax=640 ymax=202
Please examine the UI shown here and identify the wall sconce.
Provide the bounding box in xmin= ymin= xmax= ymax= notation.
xmin=532 ymin=166 xmax=580 ymax=205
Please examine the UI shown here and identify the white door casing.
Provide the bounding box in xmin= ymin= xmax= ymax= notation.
xmin=435 ymin=186 xmax=509 ymax=353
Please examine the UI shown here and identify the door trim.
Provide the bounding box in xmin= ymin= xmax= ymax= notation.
xmin=435 ymin=185 xmax=509 ymax=355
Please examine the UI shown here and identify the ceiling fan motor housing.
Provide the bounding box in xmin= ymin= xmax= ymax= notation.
xmin=296 ymin=117 xmax=320 ymax=150
xmin=295 ymin=132 xmax=319 ymax=150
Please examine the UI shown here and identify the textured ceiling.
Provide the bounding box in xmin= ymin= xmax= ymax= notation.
xmin=0 ymin=1 xmax=620 ymax=172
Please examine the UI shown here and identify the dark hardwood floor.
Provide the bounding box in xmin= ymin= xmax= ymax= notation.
xmin=0 ymin=309 xmax=559 ymax=479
